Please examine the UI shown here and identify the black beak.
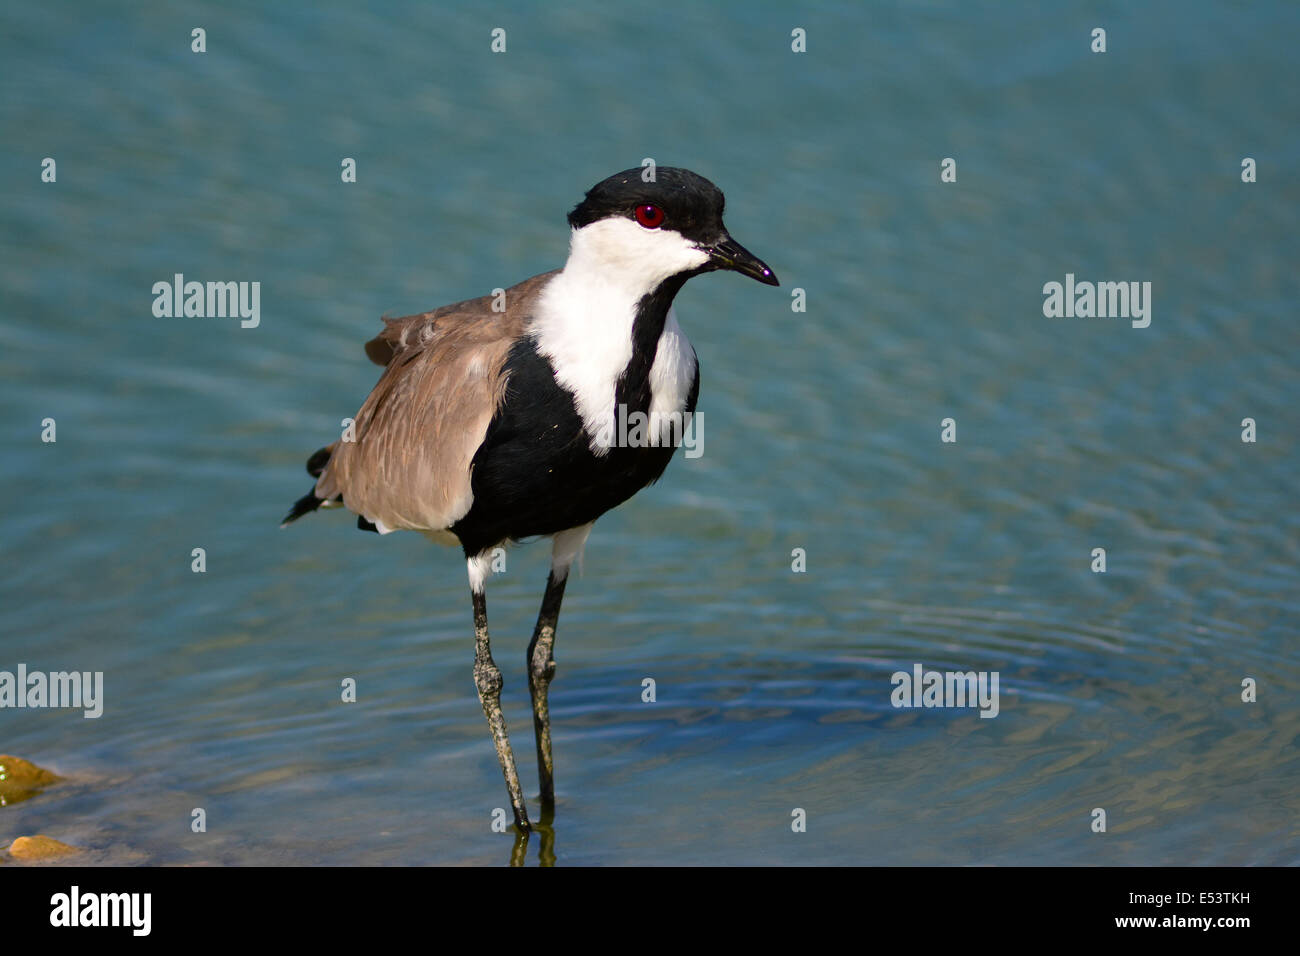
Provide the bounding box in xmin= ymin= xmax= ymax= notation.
xmin=707 ymin=233 xmax=779 ymax=286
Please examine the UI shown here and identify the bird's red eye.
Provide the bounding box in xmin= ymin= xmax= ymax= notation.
xmin=634 ymin=204 xmax=665 ymax=229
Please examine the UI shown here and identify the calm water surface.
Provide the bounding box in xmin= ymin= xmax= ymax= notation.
xmin=1 ymin=1 xmax=1297 ymax=864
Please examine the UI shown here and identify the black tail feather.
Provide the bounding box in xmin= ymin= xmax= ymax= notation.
xmin=281 ymin=490 xmax=325 ymax=528
xmin=283 ymin=445 xmax=338 ymax=527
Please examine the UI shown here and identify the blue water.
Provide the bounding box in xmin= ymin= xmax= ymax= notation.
xmin=2 ymin=0 xmax=1297 ymax=865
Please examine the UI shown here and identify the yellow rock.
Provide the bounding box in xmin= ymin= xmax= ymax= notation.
xmin=8 ymin=835 xmax=81 ymax=860
xmin=0 ymin=755 xmax=61 ymax=806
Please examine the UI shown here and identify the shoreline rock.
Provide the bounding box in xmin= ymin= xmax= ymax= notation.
xmin=0 ymin=755 xmax=61 ymax=806
xmin=7 ymin=835 xmax=81 ymax=860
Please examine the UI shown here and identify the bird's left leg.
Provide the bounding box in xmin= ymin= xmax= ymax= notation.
xmin=469 ymin=556 xmax=530 ymax=831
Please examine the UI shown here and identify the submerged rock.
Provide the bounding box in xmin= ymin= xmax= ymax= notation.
xmin=0 ymin=755 xmax=61 ymax=806
xmin=8 ymin=835 xmax=81 ymax=860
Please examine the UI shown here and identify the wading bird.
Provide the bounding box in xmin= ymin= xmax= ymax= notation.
xmin=283 ymin=167 xmax=778 ymax=830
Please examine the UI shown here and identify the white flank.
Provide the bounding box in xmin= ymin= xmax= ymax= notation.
xmin=466 ymin=552 xmax=493 ymax=594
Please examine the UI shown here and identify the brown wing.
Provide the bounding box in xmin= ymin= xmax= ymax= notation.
xmin=315 ymin=270 xmax=558 ymax=534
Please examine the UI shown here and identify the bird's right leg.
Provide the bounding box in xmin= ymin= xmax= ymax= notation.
xmin=527 ymin=570 xmax=568 ymax=810
xmin=470 ymin=577 xmax=530 ymax=832
xmin=526 ymin=524 xmax=590 ymax=810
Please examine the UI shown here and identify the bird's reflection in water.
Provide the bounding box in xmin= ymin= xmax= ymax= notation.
xmin=508 ymin=807 xmax=557 ymax=867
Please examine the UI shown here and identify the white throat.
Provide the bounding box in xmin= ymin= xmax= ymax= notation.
xmin=530 ymin=219 xmax=704 ymax=453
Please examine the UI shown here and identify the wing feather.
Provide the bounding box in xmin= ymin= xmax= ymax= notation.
xmin=316 ymin=270 xmax=558 ymax=534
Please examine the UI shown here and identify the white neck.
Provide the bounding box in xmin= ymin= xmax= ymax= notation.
xmin=530 ymin=219 xmax=705 ymax=453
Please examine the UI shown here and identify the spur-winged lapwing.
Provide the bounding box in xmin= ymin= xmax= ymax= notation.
xmin=283 ymin=167 xmax=778 ymax=831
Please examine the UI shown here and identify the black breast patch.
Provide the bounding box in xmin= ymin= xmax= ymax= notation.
xmin=451 ymin=337 xmax=698 ymax=557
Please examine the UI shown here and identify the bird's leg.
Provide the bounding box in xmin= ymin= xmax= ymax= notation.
xmin=472 ymin=588 xmax=530 ymax=831
xmin=527 ymin=570 xmax=568 ymax=809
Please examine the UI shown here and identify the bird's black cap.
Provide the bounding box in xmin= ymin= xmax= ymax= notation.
xmin=568 ymin=167 xmax=723 ymax=238
xmin=568 ymin=167 xmax=778 ymax=286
